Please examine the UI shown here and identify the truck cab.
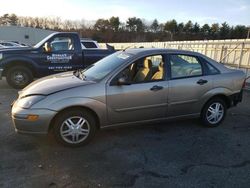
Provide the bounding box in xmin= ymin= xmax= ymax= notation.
xmin=0 ymin=32 xmax=115 ymax=89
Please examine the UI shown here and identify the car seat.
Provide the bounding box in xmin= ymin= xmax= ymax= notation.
xmin=133 ymin=59 xmax=153 ymax=82
xmin=152 ymin=62 xmax=164 ymax=80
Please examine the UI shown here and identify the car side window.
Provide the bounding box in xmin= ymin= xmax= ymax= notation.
xmin=50 ymin=37 xmax=75 ymax=51
xmin=206 ymin=62 xmax=220 ymax=75
xmin=82 ymin=42 xmax=98 ymax=48
xmin=113 ymin=54 xmax=165 ymax=85
xmin=170 ymin=54 xmax=202 ymax=79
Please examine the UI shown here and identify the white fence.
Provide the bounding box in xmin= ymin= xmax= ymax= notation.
xmin=100 ymin=39 xmax=250 ymax=75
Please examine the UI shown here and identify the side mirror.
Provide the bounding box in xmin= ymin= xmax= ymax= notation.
xmin=43 ymin=42 xmax=52 ymax=53
xmin=117 ymin=77 xmax=131 ymax=85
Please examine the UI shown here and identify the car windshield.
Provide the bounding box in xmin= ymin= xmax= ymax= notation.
xmin=77 ymin=51 xmax=131 ymax=81
xmin=33 ymin=34 xmax=54 ymax=48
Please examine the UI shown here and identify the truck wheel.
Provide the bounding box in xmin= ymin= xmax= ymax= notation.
xmin=6 ymin=66 xmax=33 ymax=89
xmin=200 ymin=98 xmax=227 ymax=127
xmin=53 ymin=109 xmax=97 ymax=147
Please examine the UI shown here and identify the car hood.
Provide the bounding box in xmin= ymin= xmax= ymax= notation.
xmin=0 ymin=47 xmax=34 ymax=53
xmin=19 ymin=72 xmax=94 ymax=97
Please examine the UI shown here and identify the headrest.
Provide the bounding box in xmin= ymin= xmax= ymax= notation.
xmin=143 ymin=59 xmax=152 ymax=68
xmin=156 ymin=61 xmax=164 ymax=71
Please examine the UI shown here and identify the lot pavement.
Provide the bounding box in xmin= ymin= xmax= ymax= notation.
xmin=0 ymin=79 xmax=250 ymax=188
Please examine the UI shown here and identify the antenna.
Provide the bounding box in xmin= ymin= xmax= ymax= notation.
xmin=122 ymin=45 xmax=133 ymax=51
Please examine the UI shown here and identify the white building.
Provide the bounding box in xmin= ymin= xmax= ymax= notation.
xmin=0 ymin=26 xmax=55 ymax=45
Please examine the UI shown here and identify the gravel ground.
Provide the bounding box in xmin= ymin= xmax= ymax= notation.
xmin=1 ymin=79 xmax=250 ymax=188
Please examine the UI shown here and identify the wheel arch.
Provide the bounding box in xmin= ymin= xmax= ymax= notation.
xmin=202 ymin=94 xmax=231 ymax=111
xmin=2 ymin=59 xmax=37 ymax=77
xmin=48 ymin=106 xmax=101 ymax=132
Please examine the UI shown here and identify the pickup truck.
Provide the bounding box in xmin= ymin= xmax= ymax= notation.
xmin=80 ymin=38 xmax=101 ymax=49
xmin=0 ymin=32 xmax=115 ymax=89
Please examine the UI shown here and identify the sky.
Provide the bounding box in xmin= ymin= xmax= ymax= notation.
xmin=0 ymin=0 xmax=249 ymax=25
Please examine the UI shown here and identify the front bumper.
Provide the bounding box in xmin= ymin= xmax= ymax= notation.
xmin=11 ymin=103 xmax=57 ymax=134
xmin=0 ymin=68 xmax=3 ymax=80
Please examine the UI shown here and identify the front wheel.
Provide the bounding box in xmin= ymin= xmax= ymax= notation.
xmin=53 ymin=109 xmax=97 ymax=147
xmin=201 ymin=98 xmax=227 ymax=127
xmin=6 ymin=66 xmax=33 ymax=89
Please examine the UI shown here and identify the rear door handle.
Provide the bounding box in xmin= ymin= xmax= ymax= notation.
xmin=150 ymin=85 xmax=163 ymax=91
xmin=197 ymin=79 xmax=208 ymax=85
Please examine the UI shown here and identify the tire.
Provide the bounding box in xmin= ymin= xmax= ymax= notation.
xmin=6 ymin=66 xmax=33 ymax=89
xmin=53 ymin=109 xmax=97 ymax=147
xmin=200 ymin=97 xmax=227 ymax=127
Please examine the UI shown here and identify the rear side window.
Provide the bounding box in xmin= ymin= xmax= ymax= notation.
xmin=170 ymin=54 xmax=202 ymax=79
xmin=199 ymin=57 xmax=220 ymax=75
xmin=82 ymin=42 xmax=98 ymax=48
xmin=206 ymin=63 xmax=219 ymax=74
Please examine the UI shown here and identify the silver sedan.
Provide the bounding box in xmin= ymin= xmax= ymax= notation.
xmin=11 ymin=49 xmax=246 ymax=146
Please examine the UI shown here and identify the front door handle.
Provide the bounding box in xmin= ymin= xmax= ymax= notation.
xmin=150 ymin=85 xmax=163 ymax=91
xmin=197 ymin=79 xmax=208 ymax=85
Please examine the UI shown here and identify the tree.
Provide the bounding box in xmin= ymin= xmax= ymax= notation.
xmin=50 ymin=17 xmax=61 ymax=30
xmin=94 ymin=19 xmax=110 ymax=31
xmin=164 ymin=19 xmax=177 ymax=33
xmin=79 ymin=19 xmax=86 ymax=30
xmin=109 ymin=16 xmax=120 ymax=32
xmin=219 ymin=22 xmax=231 ymax=39
xmin=158 ymin=23 xmax=165 ymax=32
xmin=136 ymin=18 xmax=145 ymax=32
xmin=0 ymin=13 xmax=249 ymax=42
xmin=192 ymin=22 xmax=200 ymax=33
xmin=126 ymin=17 xmax=137 ymax=32
xmin=151 ymin=19 xmax=159 ymax=32
xmin=34 ymin=17 xmax=41 ymax=28
xmin=231 ymin=25 xmax=248 ymax=39
xmin=177 ymin=23 xmax=184 ymax=33
xmin=0 ymin=14 xmax=11 ymax=25
xmin=211 ymin=23 xmax=219 ymax=32
xmin=201 ymin=24 xmax=211 ymax=34
xmin=184 ymin=20 xmax=193 ymax=33
xmin=9 ymin=14 xmax=18 ymax=25
xmin=126 ymin=17 xmax=144 ymax=32
xmin=210 ymin=23 xmax=220 ymax=39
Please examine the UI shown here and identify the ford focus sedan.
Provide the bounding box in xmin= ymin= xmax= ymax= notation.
xmin=11 ymin=49 xmax=246 ymax=147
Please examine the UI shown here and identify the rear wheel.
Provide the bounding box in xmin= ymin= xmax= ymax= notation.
xmin=6 ymin=66 xmax=33 ymax=89
xmin=201 ymin=98 xmax=227 ymax=127
xmin=53 ymin=109 xmax=97 ymax=147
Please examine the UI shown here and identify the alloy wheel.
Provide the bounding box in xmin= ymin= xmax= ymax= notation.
xmin=206 ymin=102 xmax=224 ymax=125
xmin=60 ymin=116 xmax=90 ymax=144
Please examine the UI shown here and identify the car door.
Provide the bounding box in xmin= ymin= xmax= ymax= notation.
xmin=106 ymin=54 xmax=168 ymax=124
xmin=39 ymin=36 xmax=81 ymax=76
xmin=167 ymin=53 xmax=213 ymax=117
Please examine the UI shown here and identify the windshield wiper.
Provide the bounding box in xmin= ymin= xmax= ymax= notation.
xmin=73 ymin=69 xmax=86 ymax=80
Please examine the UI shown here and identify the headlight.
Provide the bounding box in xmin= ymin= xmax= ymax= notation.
xmin=17 ymin=95 xmax=46 ymax=109
xmin=0 ymin=53 xmax=3 ymax=60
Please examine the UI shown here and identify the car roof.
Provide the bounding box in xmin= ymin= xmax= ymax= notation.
xmin=125 ymin=48 xmax=202 ymax=56
xmin=80 ymin=39 xmax=97 ymax=43
xmin=80 ymin=38 xmax=94 ymax=41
